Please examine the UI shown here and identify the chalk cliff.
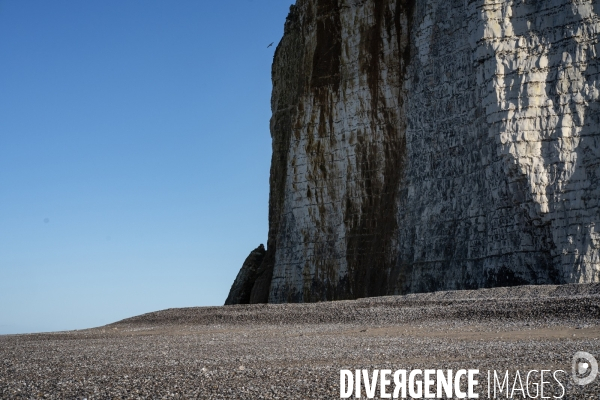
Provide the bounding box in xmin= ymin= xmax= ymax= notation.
xmin=226 ymin=0 xmax=600 ymax=304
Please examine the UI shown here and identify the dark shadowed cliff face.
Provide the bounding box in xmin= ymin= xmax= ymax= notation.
xmin=226 ymin=0 xmax=600 ymax=305
xmin=224 ymin=245 xmax=265 ymax=305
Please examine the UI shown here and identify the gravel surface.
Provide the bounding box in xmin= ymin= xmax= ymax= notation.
xmin=2 ymin=284 xmax=600 ymax=399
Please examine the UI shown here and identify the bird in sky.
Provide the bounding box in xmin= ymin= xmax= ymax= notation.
xmin=267 ymin=42 xmax=274 ymax=48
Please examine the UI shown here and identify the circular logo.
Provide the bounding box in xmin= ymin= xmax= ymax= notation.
xmin=572 ymin=351 xmax=598 ymax=386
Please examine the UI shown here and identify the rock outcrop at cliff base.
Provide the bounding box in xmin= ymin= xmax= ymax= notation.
xmin=227 ymin=0 xmax=600 ymax=304
xmin=225 ymin=245 xmax=266 ymax=305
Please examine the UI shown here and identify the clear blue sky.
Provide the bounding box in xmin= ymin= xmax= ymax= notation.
xmin=0 ymin=0 xmax=294 ymax=334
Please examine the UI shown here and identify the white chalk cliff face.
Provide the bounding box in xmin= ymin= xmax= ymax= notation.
xmin=478 ymin=0 xmax=600 ymax=284
xmin=227 ymin=0 xmax=600 ymax=304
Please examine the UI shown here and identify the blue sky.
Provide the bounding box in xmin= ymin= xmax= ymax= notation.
xmin=0 ymin=0 xmax=294 ymax=334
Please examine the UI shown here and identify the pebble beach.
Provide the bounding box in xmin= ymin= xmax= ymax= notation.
xmin=2 ymin=284 xmax=600 ymax=399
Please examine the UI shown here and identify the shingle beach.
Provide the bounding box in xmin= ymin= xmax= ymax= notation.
xmin=2 ymin=284 xmax=600 ymax=399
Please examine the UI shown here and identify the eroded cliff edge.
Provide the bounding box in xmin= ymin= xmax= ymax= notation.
xmin=227 ymin=0 xmax=600 ymax=304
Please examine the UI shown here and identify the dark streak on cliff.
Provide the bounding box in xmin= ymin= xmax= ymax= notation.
xmin=344 ymin=0 xmax=414 ymax=299
xmin=385 ymin=0 xmax=416 ymax=295
xmin=362 ymin=0 xmax=384 ymax=115
xmin=311 ymin=0 xmax=341 ymax=91
xmin=298 ymin=0 xmax=345 ymax=302
xmin=395 ymin=0 xmax=414 ymax=82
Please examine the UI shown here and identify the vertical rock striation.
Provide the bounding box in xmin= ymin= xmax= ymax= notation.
xmin=226 ymin=0 xmax=600 ymax=305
